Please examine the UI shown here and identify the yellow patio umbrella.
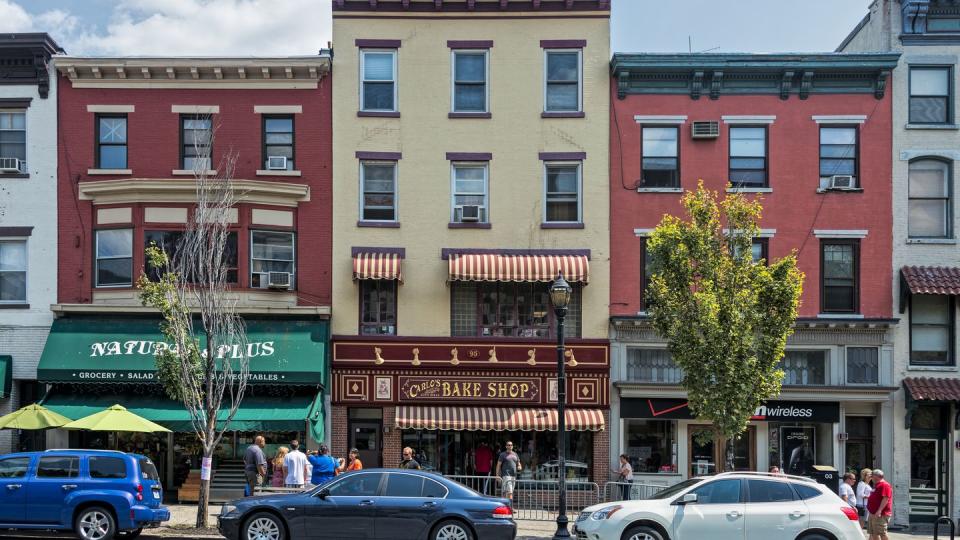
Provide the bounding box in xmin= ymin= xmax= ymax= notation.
xmin=0 ymin=403 xmax=72 ymax=430
xmin=62 ymin=404 xmax=171 ymax=433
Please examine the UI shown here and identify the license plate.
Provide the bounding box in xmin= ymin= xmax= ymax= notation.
xmin=152 ymin=490 xmax=161 ymax=499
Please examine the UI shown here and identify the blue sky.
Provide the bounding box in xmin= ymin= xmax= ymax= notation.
xmin=0 ymin=0 xmax=872 ymax=56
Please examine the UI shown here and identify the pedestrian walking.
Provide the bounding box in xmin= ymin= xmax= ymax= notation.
xmin=243 ymin=435 xmax=267 ymax=496
xmin=495 ymin=441 xmax=521 ymax=503
xmin=840 ymin=472 xmax=857 ymax=508
xmin=474 ymin=441 xmax=493 ymax=495
xmin=866 ymin=468 xmax=892 ymax=540
xmin=282 ymin=440 xmax=310 ymax=489
xmin=400 ymin=447 xmax=421 ymax=469
xmin=308 ymin=444 xmax=338 ymax=486
xmin=337 ymin=448 xmax=364 ymax=473
xmin=270 ymin=447 xmax=289 ymax=488
xmin=857 ymin=468 xmax=874 ymax=525
xmin=618 ymin=454 xmax=634 ymax=500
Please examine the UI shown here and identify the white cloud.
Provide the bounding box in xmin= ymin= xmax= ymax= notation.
xmin=0 ymin=0 xmax=36 ymax=32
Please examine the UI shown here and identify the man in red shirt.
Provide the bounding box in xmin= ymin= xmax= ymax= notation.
xmin=866 ymin=468 xmax=893 ymax=540
xmin=474 ymin=441 xmax=493 ymax=495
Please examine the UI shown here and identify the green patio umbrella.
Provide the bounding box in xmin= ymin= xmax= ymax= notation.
xmin=0 ymin=403 xmax=72 ymax=430
xmin=62 ymin=404 xmax=171 ymax=433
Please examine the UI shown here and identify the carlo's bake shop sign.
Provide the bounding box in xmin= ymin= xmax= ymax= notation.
xmin=399 ymin=376 xmax=541 ymax=402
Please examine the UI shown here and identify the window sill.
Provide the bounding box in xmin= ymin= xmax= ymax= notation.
xmin=449 ymin=112 xmax=491 ymax=119
xmin=541 ymin=222 xmax=584 ymax=229
xmin=817 ymin=313 xmax=864 ymax=319
xmin=0 ymin=173 xmax=28 ymax=179
xmin=448 ymin=222 xmax=491 ymax=229
xmin=907 ymin=365 xmax=958 ymax=372
xmin=905 ymin=123 xmax=960 ymax=130
xmin=906 ymin=238 xmax=957 ymax=245
xmin=172 ymin=169 xmax=217 ymax=176
xmin=542 ymin=111 xmax=585 ymax=118
xmin=256 ymin=170 xmax=302 ymax=177
xmin=637 ymin=187 xmax=682 ymax=193
xmin=88 ymin=169 xmax=132 ymax=175
xmin=357 ymin=220 xmax=400 ymax=228
xmin=726 ymin=187 xmax=772 ymax=193
xmin=358 ymin=111 xmax=400 ymax=118
xmin=0 ymin=303 xmax=29 ymax=309
xmin=816 ymin=187 xmax=864 ymax=194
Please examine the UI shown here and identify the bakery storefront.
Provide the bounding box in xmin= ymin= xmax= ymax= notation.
xmin=331 ymin=338 xmax=610 ymax=485
xmin=35 ymin=315 xmax=328 ymax=490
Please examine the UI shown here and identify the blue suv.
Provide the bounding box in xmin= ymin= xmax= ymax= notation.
xmin=0 ymin=449 xmax=170 ymax=540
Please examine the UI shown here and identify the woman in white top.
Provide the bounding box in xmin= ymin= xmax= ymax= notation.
xmin=855 ymin=468 xmax=873 ymax=523
xmin=839 ymin=472 xmax=857 ymax=508
xmin=618 ymin=454 xmax=634 ymax=500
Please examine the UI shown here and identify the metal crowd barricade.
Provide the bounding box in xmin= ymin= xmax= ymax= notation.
xmin=446 ymin=475 xmax=601 ymax=521
xmin=603 ymin=481 xmax=668 ymax=502
xmin=445 ymin=474 xmax=502 ymax=497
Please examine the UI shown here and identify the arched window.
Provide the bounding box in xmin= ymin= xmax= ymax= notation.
xmin=908 ymin=159 xmax=952 ymax=238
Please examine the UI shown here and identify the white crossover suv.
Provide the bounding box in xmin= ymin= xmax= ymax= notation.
xmin=574 ymin=472 xmax=863 ymax=540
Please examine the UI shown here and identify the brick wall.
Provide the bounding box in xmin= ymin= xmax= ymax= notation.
xmin=592 ymin=410 xmax=611 ymax=486
xmin=331 ymin=405 xmax=348 ymax=459
xmin=382 ymin=406 xmax=401 ymax=468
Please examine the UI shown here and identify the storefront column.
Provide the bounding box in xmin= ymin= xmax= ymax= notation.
xmin=880 ymin=397 xmax=894 ymax=477
xmin=166 ymin=432 xmax=174 ymax=488
xmin=592 ymin=410 xmax=611 ymax=485
xmin=332 ymin=405 xmax=348 ymax=458
xmin=756 ymin=424 xmax=769 ymax=473
xmin=382 ymin=406 xmax=401 ymax=468
xmin=832 ymin=418 xmax=842 ymax=473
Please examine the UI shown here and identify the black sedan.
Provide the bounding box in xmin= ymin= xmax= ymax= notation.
xmin=217 ymin=469 xmax=516 ymax=540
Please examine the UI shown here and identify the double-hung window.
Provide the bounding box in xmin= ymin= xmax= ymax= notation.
xmin=250 ymin=231 xmax=295 ymax=289
xmin=0 ymin=240 xmax=26 ymax=303
xmin=262 ymin=116 xmax=294 ymax=171
xmin=181 ymin=115 xmax=212 ymax=170
xmin=820 ymin=240 xmax=859 ymax=313
xmin=96 ymin=115 xmax=127 ymax=169
xmin=819 ymin=127 xmax=858 ymax=189
xmin=452 ymin=51 xmax=487 ymax=113
xmin=908 ymin=159 xmax=952 ymax=238
xmin=641 ymin=126 xmax=680 ymax=188
xmin=729 ymin=127 xmax=767 ymax=187
xmin=0 ymin=111 xmax=26 ymax=173
xmin=544 ymin=50 xmax=581 ymax=113
xmin=360 ymin=280 xmax=397 ymax=335
xmin=910 ymin=67 xmax=951 ymax=124
xmin=361 ymin=50 xmax=397 ymax=112
xmin=360 ymin=162 xmax=397 ymax=222
xmin=95 ymin=229 xmax=133 ymax=287
xmin=910 ymin=295 xmax=954 ymax=366
xmin=544 ymin=163 xmax=581 ymax=223
xmin=144 ymin=230 xmax=238 ymax=284
xmin=451 ymin=163 xmax=488 ymax=223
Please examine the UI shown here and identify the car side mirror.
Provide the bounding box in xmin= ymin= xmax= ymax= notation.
xmin=675 ymin=493 xmax=697 ymax=505
xmin=317 ymin=488 xmax=330 ymax=499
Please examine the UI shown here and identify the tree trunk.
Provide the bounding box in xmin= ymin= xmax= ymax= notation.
xmin=196 ymin=449 xmax=212 ymax=528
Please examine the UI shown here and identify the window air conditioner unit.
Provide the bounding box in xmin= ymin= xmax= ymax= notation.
xmin=691 ymin=121 xmax=720 ymax=139
xmin=267 ymin=271 xmax=292 ymax=289
xmin=459 ymin=205 xmax=481 ymax=222
xmin=267 ymin=156 xmax=287 ymax=170
xmin=0 ymin=157 xmax=22 ymax=173
xmin=828 ymin=175 xmax=856 ymax=190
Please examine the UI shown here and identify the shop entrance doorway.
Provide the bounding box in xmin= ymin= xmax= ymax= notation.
xmin=909 ymin=403 xmax=949 ymax=522
xmin=844 ymin=416 xmax=874 ymax=473
xmin=350 ymin=421 xmax=382 ymax=468
xmin=688 ymin=425 xmax=755 ymax=476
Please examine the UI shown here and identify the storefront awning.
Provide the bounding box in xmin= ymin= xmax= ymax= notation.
xmin=37 ymin=317 xmax=328 ymax=385
xmin=448 ymin=253 xmax=589 ymax=283
xmin=395 ymin=406 xmax=604 ymax=432
xmin=0 ymin=356 xmax=11 ymax=399
xmin=44 ymin=390 xmax=323 ymax=434
xmin=353 ymin=251 xmax=402 ymax=281
xmin=903 ymin=377 xmax=960 ymax=402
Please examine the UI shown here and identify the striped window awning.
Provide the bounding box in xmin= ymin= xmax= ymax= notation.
xmin=353 ymin=252 xmax=402 ymax=281
xmin=395 ymin=406 xmax=604 ymax=432
xmin=448 ymin=254 xmax=589 ymax=283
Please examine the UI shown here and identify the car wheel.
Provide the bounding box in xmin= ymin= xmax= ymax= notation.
xmin=432 ymin=519 xmax=474 ymax=540
xmin=799 ymin=535 xmax=831 ymax=540
xmin=117 ymin=528 xmax=143 ymax=539
xmin=75 ymin=506 xmax=117 ymax=540
xmin=622 ymin=525 xmax=666 ymax=540
xmin=243 ymin=512 xmax=286 ymax=540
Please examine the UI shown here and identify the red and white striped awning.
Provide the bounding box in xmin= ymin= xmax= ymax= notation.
xmin=448 ymin=254 xmax=589 ymax=283
xmin=395 ymin=406 xmax=604 ymax=432
xmin=353 ymin=252 xmax=402 ymax=281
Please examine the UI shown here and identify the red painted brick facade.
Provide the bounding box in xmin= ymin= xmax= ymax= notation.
xmin=610 ymin=89 xmax=894 ymax=319
xmin=56 ymin=75 xmax=332 ymax=307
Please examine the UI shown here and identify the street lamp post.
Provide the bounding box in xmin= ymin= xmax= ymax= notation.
xmin=549 ymin=272 xmax=573 ymax=540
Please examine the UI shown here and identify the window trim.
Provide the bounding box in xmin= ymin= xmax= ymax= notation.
xmin=909 ymin=294 xmax=956 ymax=367
xmin=0 ymin=109 xmax=27 ymax=174
xmin=728 ymin=125 xmax=769 ymax=189
xmin=909 ymin=66 xmax=953 ymax=125
xmin=359 ymin=279 xmax=398 ymax=336
xmin=640 ymin=125 xmax=681 ymax=188
xmin=249 ymin=229 xmax=296 ymax=290
xmin=543 ymin=49 xmax=582 ymax=113
xmin=95 ymin=113 xmax=128 ymax=170
xmin=450 ymin=49 xmax=489 ymax=114
xmin=261 ymin=114 xmax=295 ymax=172
xmin=542 ymin=161 xmax=582 ymax=224
xmin=908 ymin=157 xmax=953 ymax=239
xmin=360 ymin=160 xmax=399 ymax=223
xmin=819 ymin=239 xmax=860 ymax=314
xmin=451 ymin=161 xmax=489 ymax=224
xmin=0 ymin=239 xmax=27 ymax=304
xmin=94 ymin=228 xmax=134 ymax=288
xmin=818 ymin=125 xmax=860 ymax=189
xmin=360 ymin=49 xmax=398 ymax=113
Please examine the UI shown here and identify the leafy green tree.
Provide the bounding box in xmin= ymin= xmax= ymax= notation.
xmin=647 ymin=182 xmax=803 ymax=470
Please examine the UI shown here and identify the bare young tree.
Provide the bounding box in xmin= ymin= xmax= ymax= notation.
xmin=138 ymin=116 xmax=249 ymax=527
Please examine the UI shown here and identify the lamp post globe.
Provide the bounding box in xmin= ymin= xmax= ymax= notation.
xmin=550 ymin=272 xmax=572 ymax=539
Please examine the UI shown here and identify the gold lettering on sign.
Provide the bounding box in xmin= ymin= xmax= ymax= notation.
xmin=468 ymin=349 xmax=480 ymax=359
xmin=412 ymin=348 xmax=421 ymax=366
xmin=565 ymin=349 xmax=578 ymax=367
xmin=527 ymin=349 xmax=537 ymax=366
xmin=450 ymin=348 xmax=460 ymax=366
xmin=374 ymin=347 xmax=384 ymax=365
xmin=488 ymin=347 xmax=498 ymax=363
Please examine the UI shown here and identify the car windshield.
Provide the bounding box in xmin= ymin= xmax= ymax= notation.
xmin=649 ymin=478 xmax=703 ymax=500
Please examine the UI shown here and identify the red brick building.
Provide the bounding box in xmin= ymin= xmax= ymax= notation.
xmin=608 ymin=53 xmax=902 ymax=485
xmin=43 ymin=56 xmax=332 ymax=494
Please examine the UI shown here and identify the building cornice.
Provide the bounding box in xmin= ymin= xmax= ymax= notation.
xmin=334 ymin=0 xmax=609 ymax=15
xmin=611 ymin=53 xmax=900 ymax=101
xmin=0 ymin=33 xmax=64 ymax=98
xmin=54 ymin=56 xmax=331 ymax=89
xmin=77 ymin=178 xmax=310 ymax=207
xmin=50 ymin=303 xmax=331 ymax=318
